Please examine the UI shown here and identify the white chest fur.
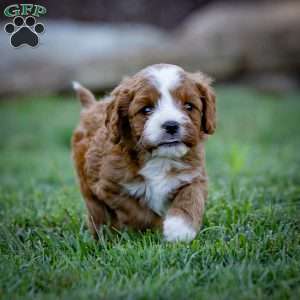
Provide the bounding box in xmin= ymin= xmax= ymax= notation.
xmin=123 ymin=158 xmax=200 ymax=216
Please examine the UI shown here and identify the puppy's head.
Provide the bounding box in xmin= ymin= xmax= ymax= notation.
xmin=107 ymin=64 xmax=216 ymax=157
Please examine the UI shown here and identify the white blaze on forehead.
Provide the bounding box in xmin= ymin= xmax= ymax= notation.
xmin=143 ymin=65 xmax=187 ymax=145
xmin=146 ymin=65 xmax=182 ymax=91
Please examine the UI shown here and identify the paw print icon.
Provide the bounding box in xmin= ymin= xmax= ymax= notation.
xmin=4 ymin=16 xmax=45 ymax=48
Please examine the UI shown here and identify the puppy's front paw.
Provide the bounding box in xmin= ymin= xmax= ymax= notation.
xmin=163 ymin=215 xmax=196 ymax=242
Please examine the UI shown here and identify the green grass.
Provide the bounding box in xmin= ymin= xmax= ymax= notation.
xmin=0 ymin=87 xmax=299 ymax=300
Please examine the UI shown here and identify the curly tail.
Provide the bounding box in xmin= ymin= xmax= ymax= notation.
xmin=72 ymin=81 xmax=96 ymax=109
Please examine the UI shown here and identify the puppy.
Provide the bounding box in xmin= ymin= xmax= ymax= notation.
xmin=72 ymin=64 xmax=216 ymax=242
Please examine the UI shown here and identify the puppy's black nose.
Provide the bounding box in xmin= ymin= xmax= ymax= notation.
xmin=162 ymin=121 xmax=179 ymax=135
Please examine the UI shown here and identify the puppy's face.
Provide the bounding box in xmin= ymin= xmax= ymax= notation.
xmin=109 ymin=64 xmax=216 ymax=158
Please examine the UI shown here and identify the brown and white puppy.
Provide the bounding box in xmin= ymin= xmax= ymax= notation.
xmin=72 ymin=64 xmax=216 ymax=242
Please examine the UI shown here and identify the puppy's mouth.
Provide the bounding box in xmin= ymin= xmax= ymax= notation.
xmin=152 ymin=139 xmax=189 ymax=158
xmin=157 ymin=140 xmax=182 ymax=147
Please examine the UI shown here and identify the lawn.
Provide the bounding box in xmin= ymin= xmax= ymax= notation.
xmin=0 ymin=87 xmax=299 ymax=300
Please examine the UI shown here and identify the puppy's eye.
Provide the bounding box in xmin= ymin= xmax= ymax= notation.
xmin=184 ymin=102 xmax=194 ymax=111
xmin=140 ymin=106 xmax=154 ymax=115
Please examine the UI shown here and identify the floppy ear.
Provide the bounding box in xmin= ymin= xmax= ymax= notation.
xmin=106 ymin=81 xmax=133 ymax=144
xmin=189 ymin=72 xmax=216 ymax=135
xmin=72 ymin=81 xmax=96 ymax=109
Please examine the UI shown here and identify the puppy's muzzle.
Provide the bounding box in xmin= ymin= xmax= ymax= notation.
xmin=158 ymin=120 xmax=183 ymax=146
xmin=162 ymin=120 xmax=180 ymax=135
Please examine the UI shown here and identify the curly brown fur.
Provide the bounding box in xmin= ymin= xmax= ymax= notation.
xmin=71 ymin=64 xmax=216 ymax=242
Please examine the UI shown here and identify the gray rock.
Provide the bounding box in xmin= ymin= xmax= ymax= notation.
xmin=0 ymin=21 xmax=170 ymax=96
xmin=1 ymin=1 xmax=299 ymax=96
xmin=168 ymin=1 xmax=300 ymax=81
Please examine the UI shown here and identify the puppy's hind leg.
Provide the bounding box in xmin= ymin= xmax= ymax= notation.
xmin=85 ymin=197 xmax=118 ymax=239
